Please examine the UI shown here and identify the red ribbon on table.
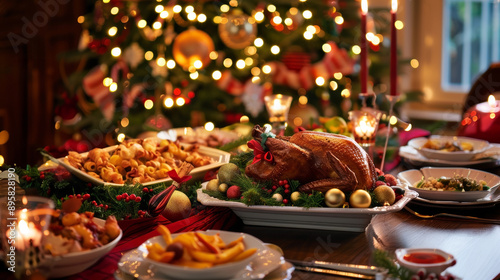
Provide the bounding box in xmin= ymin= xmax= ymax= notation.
xmin=247 ymin=139 xmax=273 ymax=164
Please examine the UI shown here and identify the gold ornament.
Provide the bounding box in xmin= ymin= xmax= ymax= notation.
xmin=373 ymin=185 xmax=396 ymax=206
xmin=349 ymin=189 xmax=372 ymax=208
xmin=291 ymin=191 xmax=301 ymax=202
xmin=218 ymin=10 xmax=257 ymax=49
xmin=172 ymin=28 xmax=214 ymax=69
xmin=324 ymin=188 xmax=345 ymax=208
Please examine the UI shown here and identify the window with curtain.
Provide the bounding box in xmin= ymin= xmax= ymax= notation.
xmin=441 ymin=0 xmax=500 ymax=92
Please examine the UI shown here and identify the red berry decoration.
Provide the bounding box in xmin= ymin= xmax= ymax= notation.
xmin=284 ymin=188 xmax=290 ymax=194
xmin=143 ymin=187 xmax=149 ymax=193
xmin=283 ymin=199 xmax=289 ymax=204
xmin=40 ymin=173 xmax=45 ymax=180
xmin=116 ymin=195 xmax=123 ymax=201
xmin=104 ymin=205 xmax=109 ymax=210
xmin=226 ymin=185 xmax=241 ymax=199
xmin=129 ymin=194 xmax=136 ymax=200
xmin=284 ymin=184 xmax=290 ymax=189
xmin=375 ymin=180 xmax=386 ymax=187
xmin=135 ymin=197 xmax=142 ymax=202
xmin=125 ymin=197 xmax=130 ymax=202
xmin=278 ymin=180 xmax=284 ymax=185
xmin=272 ymin=185 xmax=277 ymax=191
xmin=384 ymin=174 xmax=397 ymax=186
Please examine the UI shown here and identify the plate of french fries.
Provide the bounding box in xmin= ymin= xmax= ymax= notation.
xmin=121 ymin=226 xmax=283 ymax=279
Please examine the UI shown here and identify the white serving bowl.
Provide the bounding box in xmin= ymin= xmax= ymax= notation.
xmin=408 ymin=136 xmax=490 ymax=161
xmin=141 ymin=230 xmax=277 ymax=280
xmin=398 ymin=167 xmax=500 ymax=202
xmin=395 ymin=248 xmax=456 ymax=274
xmin=47 ymin=218 xmax=122 ymax=278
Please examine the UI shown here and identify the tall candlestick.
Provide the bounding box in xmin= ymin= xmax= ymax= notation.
xmin=390 ymin=0 xmax=398 ymax=96
xmin=360 ymin=0 xmax=368 ymax=94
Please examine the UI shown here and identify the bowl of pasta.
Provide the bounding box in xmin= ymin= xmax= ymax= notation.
xmin=43 ymin=212 xmax=122 ymax=278
xmin=50 ymin=137 xmax=230 ymax=187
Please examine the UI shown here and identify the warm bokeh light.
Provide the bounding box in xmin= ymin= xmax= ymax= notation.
xmin=155 ymin=5 xmax=164 ymax=13
xmin=267 ymin=4 xmax=276 ymax=13
xmin=204 ymin=122 xmax=215 ymax=131
xmin=341 ymin=88 xmax=351 ymax=98
xmin=410 ymin=59 xmax=419 ymax=68
xmin=334 ymin=16 xmax=344 ymax=25
xmin=176 ymin=97 xmax=185 ymax=106
xmin=109 ymin=83 xmax=118 ymax=92
xmin=212 ymin=70 xmax=222 ymax=80
xmin=189 ymin=71 xmax=199 ymax=80
xmin=111 ymin=47 xmax=121 ymax=57
xmin=315 ymin=77 xmax=325 ymax=86
xmin=352 ymin=45 xmax=361 ymax=54
xmin=144 ymin=99 xmax=154 ymax=109
xmin=185 ymin=5 xmax=194 ymax=13
xmin=166 ymin=60 xmax=176 ymax=69
xmin=330 ymin=81 xmax=338 ymax=90
xmin=220 ymin=4 xmax=230 ymax=12
xmin=108 ymin=26 xmax=117 ymax=36
xmin=157 ymin=57 xmax=166 ymax=67
xmin=0 ymin=155 xmax=4 ymax=166
xmin=395 ymin=20 xmax=404 ymax=30
xmin=240 ymin=115 xmax=249 ymax=123
xmin=270 ymin=45 xmax=280 ymax=54
xmin=103 ymin=77 xmax=113 ymax=87
xmin=236 ymin=59 xmax=246 ymax=69
xmin=298 ymin=95 xmax=308 ymax=105
xmin=303 ymin=31 xmax=313 ymax=40
xmin=121 ymin=118 xmax=129 ymax=127
xmin=223 ymin=58 xmax=233 ymax=68
xmin=110 ymin=7 xmax=119 ymax=15
xmin=152 ymin=21 xmax=162 ymax=29
xmin=198 ymin=14 xmax=207 ymax=22
xmin=137 ymin=19 xmax=147 ymax=28
xmin=262 ymin=65 xmax=272 ymax=74
xmin=302 ymin=10 xmax=312 ymax=19
xmin=173 ymin=5 xmax=182 ymax=13
xmin=117 ymin=133 xmax=126 ymax=142
xmin=322 ymin=43 xmax=332 ymax=53
xmin=164 ymin=97 xmax=174 ymax=108
xmin=193 ymin=60 xmax=203 ymax=69
xmin=254 ymin=11 xmax=265 ymax=22
xmin=145 ymin=51 xmax=154 ymax=61
xmin=333 ymin=72 xmax=343 ymax=80
xmin=254 ymin=38 xmax=264 ymax=47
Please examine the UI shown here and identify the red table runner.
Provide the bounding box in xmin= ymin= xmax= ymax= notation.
xmin=67 ymin=206 xmax=240 ymax=280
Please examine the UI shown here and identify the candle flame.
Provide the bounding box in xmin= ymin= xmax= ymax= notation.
xmin=392 ymin=0 xmax=398 ymax=13
xmin=273 ymin=99 xmax=281 ymax=107
xmin=488 ymin=95 xmax=496 ymax=108
xmin=19 ymin=219 xmax=29 ymax=234
xmin=361 ymin=0 xmax=368 ymax=14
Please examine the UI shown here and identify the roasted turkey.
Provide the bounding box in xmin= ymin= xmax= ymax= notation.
xmin=245 ymin=125 xmax=377 ymax=193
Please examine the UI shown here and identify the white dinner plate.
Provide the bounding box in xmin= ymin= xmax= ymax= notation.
xmin=399 ymin=144 xmax=500 ymax=168
xmin=398 ymin=167 xmax=500 ymax=206
xmin=116 ymin=231 xmax=287 ymax=280
xmin=197 ymin=183 xmax=418 ymax=232
xmin=408 ymin=136 xmax=491 ymax=161
xmin=48 ymin=144 xmax=230 ymax=187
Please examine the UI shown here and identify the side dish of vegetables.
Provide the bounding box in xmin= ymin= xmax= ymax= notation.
xmin=414 ymin=176 xmax=490 ymax=192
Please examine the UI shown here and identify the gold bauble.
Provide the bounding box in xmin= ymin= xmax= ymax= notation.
xmin=290 ymin=191 xmax=301 ymax=202
xmin=218 ymin=10 xmax=257 ymax=49
xmin=162 ymin=190 xmax=192 ymax=222
xmin=349 ymin=189 xmax=372 ymax=208
xmin=373 ymin=185 xmax=396 ymax=206
xmin=324 ymin=188 xmax=345 ymax=208
xmin=172 ymin=29 xmax=214 ymax=69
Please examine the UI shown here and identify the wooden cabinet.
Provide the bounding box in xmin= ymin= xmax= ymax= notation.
xmin=0 ymin=0 xmax=85 ymax=166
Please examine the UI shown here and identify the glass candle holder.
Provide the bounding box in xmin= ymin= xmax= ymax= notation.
xmin=1 ymin=196 xmax=55 ymax=279
xmin=348 ymin=108 xmax=382 ymax=148
xmin=264 ymin=94 xmax=293 ymax=134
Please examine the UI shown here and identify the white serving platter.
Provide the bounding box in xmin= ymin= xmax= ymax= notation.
xmin=398 ymin=167 xmax=500 ymax=202
xmin=197 ymin=184 xmax=418 ymax=233
xmin=49 ymin=145 xmax=231 ymax=187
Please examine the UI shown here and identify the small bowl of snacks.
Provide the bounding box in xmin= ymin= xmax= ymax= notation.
xmin=408 ymin=136 xmax=490 ymax=162
xmin=398 ymin=167 xmax=500 ymax=202
xmin=43 ymin=212 xmax=122 ymax=278
xmin=395 ymin=248 xmax=456 ymax=275
xmin=140 ymin=227 xmax=282 ymax=280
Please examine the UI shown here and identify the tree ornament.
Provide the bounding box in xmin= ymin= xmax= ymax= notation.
xmin=172 ymin=28 xmax=214 ymax=69
xmin=218 ymin=10 xmax=257 ymax=49
xmin=373 ymin=185 xmax=396 ymax=206
xmin=349 ymin=189 xmax=372 ymax=208
xmin=123 ymin=42 xmax=144 ymax=69
xmin=324 ymin=188 xmax=345 ymax=208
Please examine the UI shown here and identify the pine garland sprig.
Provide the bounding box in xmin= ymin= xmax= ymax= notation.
xmin=293 ymin=190 xmax=325 ymax=208
xmin=373 ymin=250 xmax=413 ymax=280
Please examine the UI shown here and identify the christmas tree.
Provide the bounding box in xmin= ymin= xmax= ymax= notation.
xmin=56 ymin=0 xmax=395 ymax=147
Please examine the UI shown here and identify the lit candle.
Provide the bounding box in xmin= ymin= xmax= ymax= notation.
xmin=13 ymin=209 xmax=42 ymax=251
xmin=488 ymin=95 xmax=498 ymax=110
xmin=360 ymin=0 xmax=368 ymax=94
xmin=390 ymin=0 xmax=398 ymax=96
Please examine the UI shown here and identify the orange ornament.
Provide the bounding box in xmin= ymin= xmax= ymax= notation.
xmin=172 ymin=29 xmax=214 ymax=70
